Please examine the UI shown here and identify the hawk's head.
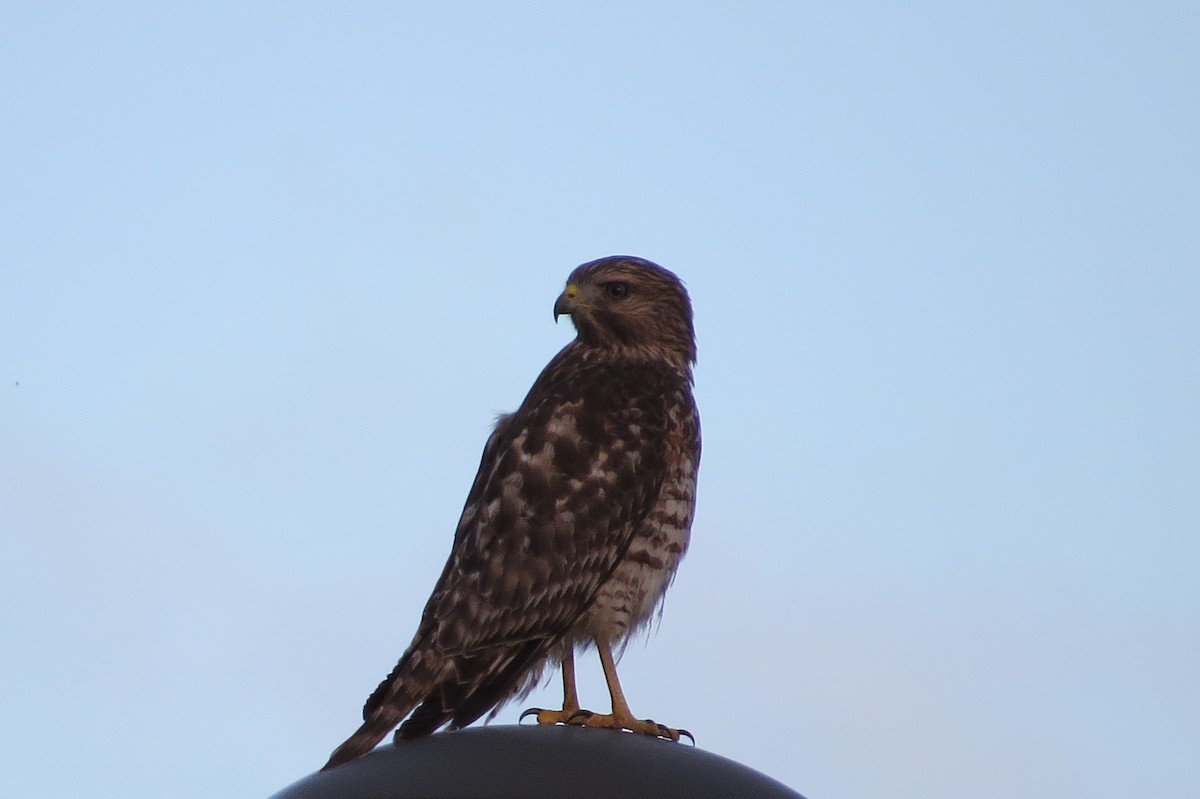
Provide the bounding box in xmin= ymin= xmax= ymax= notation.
xmin=554 ymin=256 xmax=696 ymax=367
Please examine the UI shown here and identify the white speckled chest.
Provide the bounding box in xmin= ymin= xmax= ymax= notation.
xmin=579 ymin=384 xmax=700 ymax=643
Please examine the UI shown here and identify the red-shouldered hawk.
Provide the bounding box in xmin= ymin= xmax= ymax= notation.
xmin=323 ymin=256 xmax=700 ymax=770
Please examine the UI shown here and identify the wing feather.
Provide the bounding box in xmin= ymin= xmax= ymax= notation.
xmin=361 ymin=344 xmax=673 ymax=724
xmin=430 ymin=345 xmax=672 ymax=654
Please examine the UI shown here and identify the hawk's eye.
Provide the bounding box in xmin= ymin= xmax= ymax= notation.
xmin=604 ymin=282 xmax=630 ymax=300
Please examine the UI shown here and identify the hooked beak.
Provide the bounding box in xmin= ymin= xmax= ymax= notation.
xmin=553 ymin=284 xmax=579 ymax=323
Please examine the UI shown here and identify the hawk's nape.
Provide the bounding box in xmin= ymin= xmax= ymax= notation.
xmin=322 ymin=256 xmax=700 ymax=770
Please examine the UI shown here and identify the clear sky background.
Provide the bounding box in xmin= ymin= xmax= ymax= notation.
xmin=2 ymin=3 xmax=1197 ymax=798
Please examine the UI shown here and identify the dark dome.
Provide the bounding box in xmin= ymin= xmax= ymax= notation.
xmin=270 ymin=725 xmax=804 ymax=799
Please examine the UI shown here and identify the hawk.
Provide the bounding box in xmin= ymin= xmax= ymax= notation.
xmin=323 ymin=255 xmax=701 ymax=770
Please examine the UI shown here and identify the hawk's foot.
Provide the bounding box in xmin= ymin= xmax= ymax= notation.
xmin=565 ymin=709 xmax=693 ymax=743
xmin=519 ymin=705 xmax=582 ymax=727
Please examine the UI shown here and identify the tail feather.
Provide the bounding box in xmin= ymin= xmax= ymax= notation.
xmin=396 ymin=640 xmax=549 ymax=740
xmin=323 ymin=645 xmax=439 ymax=771
xmin=448 ymin=640 xmax=547 ymax=729
xmin=396 ymin=697 xmax=453 ymax=740
xmin=321 ymin=640 xmax=553 ymax=770
xmin=321 ymin=707 xmax=409 ymax=771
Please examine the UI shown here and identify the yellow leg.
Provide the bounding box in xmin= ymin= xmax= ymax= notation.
xmin=521 ymin=647 xmax=581 ymax=725
xmin=567 ymin=635 xmax=688 ymax=742
xmin=521 ymin=638 xmax=690 ymax=743
xmin=560 ymin=648 xmax=580 ymax=715
xmin=596 ymin=635 xmax=636 ymax=721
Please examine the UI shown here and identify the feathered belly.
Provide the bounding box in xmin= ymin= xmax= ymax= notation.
xmin=581 ymin=536 xmax=686 ymax=640
xmin=580 ymin=466 xmax=696 ymax=643
xmin=573 ymin=381 xmax=699 ymax=646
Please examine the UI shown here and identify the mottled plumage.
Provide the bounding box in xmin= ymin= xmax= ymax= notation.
xmin=323 ymin=256 xmax=700 ymax=770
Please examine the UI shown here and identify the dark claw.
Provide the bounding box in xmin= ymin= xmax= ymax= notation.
xmin=677 ymin=727 xmax=695 ymax=745
xmin=519 ymin=707 xmax=543 ymax=723
xmin=566 ymin=709 xmax=594 ymax=724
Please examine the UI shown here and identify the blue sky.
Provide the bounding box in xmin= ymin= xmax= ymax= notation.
xmin=2 ymin=3 xmax=1197 ymax=797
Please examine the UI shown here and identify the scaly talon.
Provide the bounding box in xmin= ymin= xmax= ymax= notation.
xmin=522 ymin=705 xmax=585 ymax=726
xmin=551 ymin=709 xmax=687 ymax=741
xmin=519 ymin=642 xmax=691 ymax=743
xmin=566 ymin=709 xmax=594 ymax=725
